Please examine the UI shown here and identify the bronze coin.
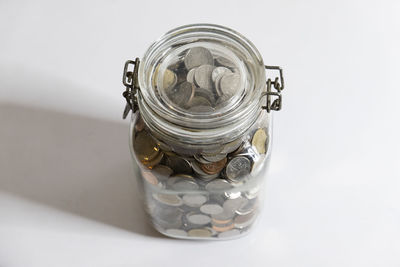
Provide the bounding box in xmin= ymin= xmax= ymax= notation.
xmin=200 ymin=157 xmax=227 ymax=175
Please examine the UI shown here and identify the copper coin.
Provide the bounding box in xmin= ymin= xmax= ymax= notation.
xmin=200 ymin=157 xmax=227 ymax=175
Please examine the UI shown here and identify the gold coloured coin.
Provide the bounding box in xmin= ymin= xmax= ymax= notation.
xmin=134 ymin=131 xmax=160 ymax=162
xmin=251 ymin=128 xmax=268 ymax=154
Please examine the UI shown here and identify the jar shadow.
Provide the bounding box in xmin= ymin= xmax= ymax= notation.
xmin=0 ymin=103 xmax=164 ymax=238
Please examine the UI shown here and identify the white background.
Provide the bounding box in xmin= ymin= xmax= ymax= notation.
xmin=1 ymin=0 xmax=399 ymax=266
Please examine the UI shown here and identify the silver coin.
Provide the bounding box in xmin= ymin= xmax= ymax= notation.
xmin=211 ymin=66 xmax=232 ymax=82
xmin=194 ymin=154 xmax=211 ymax=164
xmin=167 ymin=81 xmax=195 ymax=107
xmin=152 ymin=206 xmax=183 ymax=229
xmin=194 ymin=64 xmax=214 ymax=90
xmin=171 ymin=179 xmax=199 ymax=191
xmin=184 ymin=47 xmax=214 ymax=70
xmin=234 ymin=211 xmax=257 ymax=229
xmin=165 ymin=228 xmax=187 ymax=237
xmin=205 ymin=179 xmax=233 ymax=191
xmin=215 ymin=56 xmax=236 ymax=69
xmin=165 ymin=155 xmax=192 ymax=174
xmin=217 ymin=229 xmax=241 ymax=238
xmin=220 ymin=139 xmax=243 ymax=154
xmin=236 ymin=199 xmax=258 ymax=216
xmin=200 ymin=203 xmax=224 ymax=215
xmin=223 ymin=196 xmax=248 ymax=213
xmin=225 ymin=156 xmax=251 ymax=182
xmin=152 ymin=193 xmax=183 ymax=206
xmin=187 ymin=228 xmax=213 ymax=238
xmin=186 ymin=212 xmax=211 ymax=225
xmin=186 ymin=68 xmax=196 ymax=83
xmin=182 ymin=194 xmax=208 ymax=207
xmin=214 ymin=73 xmax=224 ymax=96
xmin=219 ymin=73 xmax=241 ymax=97
xmin=201 ymin=153 xmax=227 ymax=162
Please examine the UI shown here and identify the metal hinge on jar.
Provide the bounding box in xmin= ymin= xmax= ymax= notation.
xmin=262 ymin=65 xmax=285 ymax=112
xmin=122 ymin=58 xmax=140 ymax=119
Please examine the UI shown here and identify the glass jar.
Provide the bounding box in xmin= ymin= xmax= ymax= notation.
xmin=121 ymin=24 xmax=284 ymax=240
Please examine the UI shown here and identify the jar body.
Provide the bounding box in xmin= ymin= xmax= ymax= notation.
xmin=130 ymin=109 xmax=272 ymax=240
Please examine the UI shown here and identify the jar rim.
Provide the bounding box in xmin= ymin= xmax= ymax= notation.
xmin=138 ymin=24 xmax=266 ymax=145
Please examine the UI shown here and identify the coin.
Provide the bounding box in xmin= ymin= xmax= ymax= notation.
xmin=194 ymin=64 xmax=214 ymax=90
xmin=134 ymin=131 xmax=160 ymax=162
xmin=251 ymin=128 xmax=268 ymax=154
xmin=167 ymin=81 xmax=195 ymax=107
xmin=211 ymin=66 xmax=232 ymax=82
xmin=211 ymin=210 xmax=235 ymax=224
xmin=182 ymin=194 xmax=208 ymax=207
xmin=201 ymin=153 xmax=227 ymax=162
xmin=217 ymin=229 xmax=240 ymax=238
xmin=223 ymin=196 xmax=248 ymax=213
xmin=215 ymin=56 xmax=236 ymax=69
xmin=170 ymin=175 xmax=199 ymax=191
xmin=194 ymin=154 xmax=211 ymax=164
xmin=152 ymin=165 xmax=173 ymax=182
xmin=184 ymin=47 xmax=214 ymax=70
xmin=186 ymin=213 xmax=211 ymax=225
xmin=234 ymin=210 xmax=257 ymax=229
xmin=236 ymin=199 xmax=257 ymax=216
xmin=142 ymin=151 xmax=164 ymax=169
xmin=205 ymin=179 xmax=233 ymax=191
xmin=141 ymin=170 xmax=159 ymax=186
xmin=187 ymin=228 xmax=213 ymax=238
xmin=225 ymin=156 xmax=251 ymax=182
xmin=163 ymin=69 xmax=177 ymax=90
xmin=200 ymin=157 xmax=227 ymax=175
xmin=219 ymin=73 xmax=241 ymax=97
xmin=186 ymin=68 xmax=196 ymax=83
xmin=220 ymin=138 xmax=243 ymax=154
xmin=212 ymin=221 xmax=235 ymax=232
xmin=152 ymin=206 xmax=183 ymax=229
xmin=165 ymin=155 xmax=192 ymax=174
xmin=165 ymin=228 xmax=187 ymax=237
xmin=191 ymin=160 xmax=219 ymax=180
xmin=200 ymin=203 xmax=224 ymax=215
xmin=153 ymin=193 xmax=183 ymax=206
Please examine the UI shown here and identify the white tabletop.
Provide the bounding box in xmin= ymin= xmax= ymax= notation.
xmin=1 ymin=1 xmax=399 ymax=266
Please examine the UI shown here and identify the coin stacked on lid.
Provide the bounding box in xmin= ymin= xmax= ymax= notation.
xmin=133 ymin=46 xmax=270 ymax=239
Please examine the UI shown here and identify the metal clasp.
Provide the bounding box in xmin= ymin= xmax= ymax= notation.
xmin=122 ymin=58 xmax=140 ymax=119
xmin=262 ymin=65 xmax=285 ymax=112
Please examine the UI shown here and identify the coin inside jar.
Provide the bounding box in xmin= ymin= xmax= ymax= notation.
xmin=167 ymin=81 xmax=195 ymax=107
xmin=251 ymin=128 xmax=268 ymax=154
xmin=194 ymin=64 xmax=215 ymax=90
xmin=165 ymin=155 xmax=193 ymax=174
xmin=200 ymin=157 xmax=227 ymax=175
xmin=225 ymin=156 xmax=251 ymax=182
xmin=186 ymin=213 xmax=211 ymax=225
xmin=184 ymin=47 xmax=214 ymax=69
xmin=199 ymin=203 xmax=224 ymax=215
xmin=187 ymin=228 xmax=213 ymax=238
xmin=134 ymin=131 xmax=160 ymax=162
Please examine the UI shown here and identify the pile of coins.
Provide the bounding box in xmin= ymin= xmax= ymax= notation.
xmin=132 ymin=46 xmax=270 ymax=239
xmin=133 ymin=115 xmax=268 ymax=239
xmin=156 ymin=47 xmax=242 ymax=112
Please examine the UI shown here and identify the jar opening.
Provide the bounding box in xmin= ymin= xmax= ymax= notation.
xmin=138 ymin=24 xmax=266 ymax=146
